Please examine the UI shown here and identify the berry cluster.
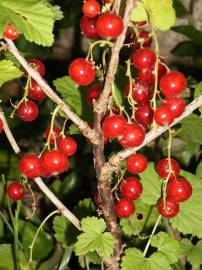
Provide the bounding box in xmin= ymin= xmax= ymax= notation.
xmin=156 ymin=158 xmax=192 ymax=218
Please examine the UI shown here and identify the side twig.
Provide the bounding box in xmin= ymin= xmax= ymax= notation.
xmin=3 ymin=39 xmax=97 ymax=145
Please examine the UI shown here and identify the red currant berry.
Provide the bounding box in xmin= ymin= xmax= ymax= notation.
xmin=158 ymin=60 xmax=167 ymax=79
xmin=156 ymin=158 xmax=180 ymax=181
xmin=82 ymin=0 xmax=100 ymax=18
xmin=41 ymin=150 xmax=69 ymax=175
xmin=28 ymin=80 xmax=47 ymax=101
xmin=68 ymin=58 xmax=96 ymax=86
xmin=87 ymin=83 xmax=102 ymax=105
xmin=57 ymin=136 xmax=77 ymax=156
xmin=7 ymin=182 xmax=24 ymax=201
xmin=135 ymin=103 xmax=153 ymax=126
xmin=167 ymin=178 xmax=192 ymax=202
xmin=134 ymin=21 xmax=147 ymax=27
xmin=154 ymin=104 xmax=174 ymax=126
xmin=17 ymin=100 xmax=39 ymax=122
xmin=40 ymin=164 xmax=52 ymax=178
xmin=45 ymin=126 xmax=61 ymax=144
xmin=80 ymin=15 xmax=99 ymax=39
xmin=132 ymin=48 xmax=156 ymax=70
xmin=120 ymin=177 xmax=143 ymax=201
xmin=160 ymin=71 xmax=187 ymax=97
xmin=165 ymin=97 xmax=186 ymax=118
xmin=19 ymin=155 xmax=41 ymax=178
xmin=125 ymin=80 xmax=152 ymax=103
xmin=3 ymin=23 xmax=19 ymax=40
xmin=27 ymin=59 xmax=46 ymax=77
xmin=0 ymin=119 xmax=3 ymax=134
xmin=96 ymin=12 xmax=123 ymax=39
xmin=118 ymin=123 xmax=145 ymax=148
xmin=115 ymin=199 xmax=135 ymax=218
xmin=126 ymin=153 xmax=148 ymax=174
xmin=139 ymin=30 xmax=152 ymax=47
xmin=138 ymin=69 xmax=155 ymax=87
xmin=102 ymin=114 xmax=126 ymax=138
xmin=157 ymin=196 xmax=179 ymax=218
xmin=93 ymin=191 xmax=102 ymax=207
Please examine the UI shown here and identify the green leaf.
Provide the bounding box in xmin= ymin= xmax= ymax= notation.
xmin=0 ymin=0 xmax=54 ymax=46
xmin=52 ymin=5 xmax=64 ymax=21
xmin=53 ymin=76 xmax=82 ymax=116
xmin=68 ymin=124 xmax=81 ymax=135
xmin=58 ymin=248 xmax=72 ymax=270
xmin=75 ymin=217 xmax=114 ymax=259
xmin=142 ymin=0 xmax=176 ymax=31
xmin=38 ymin=249 xmax=63 ymax=270
xmin=0 ymin=60 xmax=23 ymax=87
xmin=19 ymin=220 xmax=53 ymax=260
xmin=151 ymin=232 xmax=180 ymax=264
xmin=172 ymin=25 xmax=202 ymax=46
xmin=180 ymin=114 xmax=202 ymax=144
xmin=140 ymin=163 xmax=161 ymax=205
xmin=196 ymin=162 xmax=202 ymax=179
xmin=120 ymin=199 xmax=158 ymax=236
xmin=74 ymin=198 xmax=96 ymax=219
xmin=53 ymin=215 xmax=73 ymax=247
xmin=171 ymin=41 xmax=198 ymax=57
xmin=194 ymin=82 xmax=202 ymax=114
xmin=131 ymin=2 xmax=148 ymax=22
xmin=173 ymin=0 xmax=189 ymax=17
xmin=121 ymin=248 xmax=172 ymax=270
xmin=170 ymin=170 xmax=202 ymax=237
xmin=180 ymin=239 xmax=202 ymax=267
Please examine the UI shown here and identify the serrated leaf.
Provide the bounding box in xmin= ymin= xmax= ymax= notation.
xmin=172 ymin=25 xmax=202 ymax=46
xmin=0 ymin=60 xmax=23 ymax=87
xmin=121 ymin=248 xmax=172 ymax=270
xmin=180 ymin=114 xmax=202 ymax=144
xmin=75 ymin=217 xmax=114 ymax=259
xmin=170 ymin=170 xmax=202 ymax=237
xmin=53 ymin=215 xmax=72 ymax=247
xmin=52 ymin=5 xmax=64 ymax=21
xmin=0 ymin=0 xmax=54 ymax=46
xmin=131 ymin=2 xmax=148 ymax=22
xmin=120 ymin=199 xmax=158 ymax=236
xmin=151 ymin=232 xmax=180 ymax=264
xmin=142 ymin=0 xmax=176 ymax=31
xmin=180 ymin=239 xmax=202 ymax=267
xmin=53 ymin=76 xmax=82 ymax=116
xmin=140 ymin=163 xmax=161 ymax=205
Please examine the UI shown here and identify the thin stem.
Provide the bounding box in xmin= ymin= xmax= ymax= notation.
xmin=0 ymin=107 xmax=20 ymax=154
xmin=46 ymin=105 xmax=60 ymax=149
xmin=13 ymin=201 xmax=21 ymax=270
xmin=27 ymin=210 xmax=59 ymax=268
xmin=34 ymin=177 xmax=81 ymax=230
xmin=3 ymin=39 xmax=97 ymax=144
xmin=143 ymin=215 xmax=161 ymax=257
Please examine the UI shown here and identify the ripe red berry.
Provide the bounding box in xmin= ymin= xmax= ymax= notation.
xmin=126 ymin=153 xmax=148 ymax=174
xmin=154 ymin=104 xmax=174 ymax=126
xmin=19 ymin=155 xmax=41 ymax=178
xmin=158 ymin=60 xmax=167 ymax=79
xmin=68 ymin=58 xmax=96 ymax=86
xmin=87 ymin=83 xmax=102 ymax=105
xmin=118 ymin=123 xmax=145 ymax=148
xmin=138 ymin=69 xmax=155 ymax=87
xmin=0 ymin=119 xmax=3 ymax=134
xmin=3 ymin=23 xmax=19 ymax=40
xmin=125 ymin=80 xmax=152 ymax=103
xmin=96 ymin=12 xmax=123 ymax=39
xmin=157 ymin=196 xmax=179 ymax=218
xmin=57 ymin=136 xmax=77 ymax=156
xmin=45 ymin=126 xmax=61 ymax=144
xmin=115 ymin=199 xmax=135 ymax=218
xmin=80 ymin=15 xmax=99 ymax=39
xmin=28 ymin=80 xmax=47 ymax=101
xmin=132 ymin=48 xmax=156 ymax=70
xmin=134 ymin=21 xmax=147 ymax=27
xmin=156 ymin=158 xmax=180 ymax=181
xmin=135 ymin=103 xmax=153 ymax=126
xmin=165 ymin=97 xmax=186 ymax=118
xmin=7 ymin=182 xmax=24 ymax=201
xmin=102 ymin=114 xmax=126 ymax=138
xmin=160 ymin=71 xmax=187 ymax=97
xmin=167 ymin=178 xmax=192 ymax=202
xmin=40 ymin=165 xmax=52 ymax=178
xmin=41 ymin=150 xmax=69 ymax=175
xmin=82 ymin=0 xmax=100 ymax=18
xmin=27 ymin=59 xmax=46 ymax=77
xmin=139 ymin=30 xmax=152 ymax=47
xmin=120 ymin=177 xmax=143 ymax=201
xmin=17 ymin=100 xmax=39 ymax=122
